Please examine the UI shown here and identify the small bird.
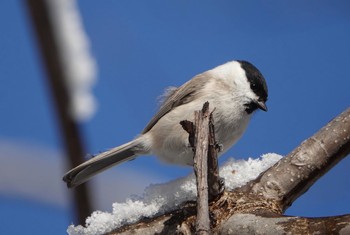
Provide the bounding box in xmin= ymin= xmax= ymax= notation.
xmin=63 ymin=60 xmax=268 ymax=188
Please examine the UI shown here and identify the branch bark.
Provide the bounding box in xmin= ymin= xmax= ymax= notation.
xmin=180 ymin=102 xmax=210 ymax=235
xmin=181 ymin=102 xmax=220 ymax=234
xmin=241 ymin=107 xmax=350 ymax=212
xmin=108 ymin=108 xmax=350 ymax=234
xmin=207 ymin=111 xmax=224 ymax=199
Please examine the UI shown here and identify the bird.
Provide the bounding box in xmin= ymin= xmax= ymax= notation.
xmin=63 ymin=60 xmax=268 ymax=188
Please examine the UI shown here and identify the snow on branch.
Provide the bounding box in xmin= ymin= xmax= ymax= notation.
xmin=68 ymin=108 xmax=350 ymax=234
xmin=241 ymin=107 xmax=350 ymax=212
xmin=67 ymin=155 xmax=281 ymax=235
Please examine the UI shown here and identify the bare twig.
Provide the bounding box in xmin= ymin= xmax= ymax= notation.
xmin=207 ymin=111 xmax=224 ymax=199
xmin=193 ymin=103 xmax=210 ymax=235
xmin=181 ymin=102 xmax=211 ymax=234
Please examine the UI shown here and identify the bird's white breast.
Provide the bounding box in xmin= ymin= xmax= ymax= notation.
xmin=147 ymin=77 xmax=251 ymax=166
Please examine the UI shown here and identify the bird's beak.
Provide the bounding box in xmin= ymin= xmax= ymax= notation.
xmin=256 ymin=100 xmax=268 ymax=112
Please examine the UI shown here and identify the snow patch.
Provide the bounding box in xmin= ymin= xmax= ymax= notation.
xmin=67 ymin=153 xmax=283 ymax=235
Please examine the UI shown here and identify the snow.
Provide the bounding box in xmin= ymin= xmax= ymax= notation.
xmin=67 ymin=153 xmax=282 ymax=235
xmin=48 ymin=0 xmax=97 ymax=121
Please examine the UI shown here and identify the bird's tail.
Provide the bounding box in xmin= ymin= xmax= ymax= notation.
xmin=63 ymin=139 xmax=144 ymax=188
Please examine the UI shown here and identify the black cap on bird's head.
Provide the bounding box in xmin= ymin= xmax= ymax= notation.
xmin=238 ymin=60 xmax=268 ymax=114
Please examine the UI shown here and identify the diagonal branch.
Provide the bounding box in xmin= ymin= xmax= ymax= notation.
xmin=107 ymin=108 xmax=350 ymax=234
xmin=242 ymin=108 xmax=350 ymax=211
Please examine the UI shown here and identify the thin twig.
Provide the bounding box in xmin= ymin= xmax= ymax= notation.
xmin=207 ymin=110 xmax=224 ymax=200
xmin=181 ymin=102 xmax=211 ymax=234
xmin=193 ymin=103 xmax=210 ymax=235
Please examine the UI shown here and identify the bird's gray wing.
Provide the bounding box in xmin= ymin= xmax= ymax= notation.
xmin=141 ymin=73 xmax=209 ymax=134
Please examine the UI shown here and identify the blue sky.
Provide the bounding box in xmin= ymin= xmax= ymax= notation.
xmin=1 ymin=1 xmax=350 ymax=234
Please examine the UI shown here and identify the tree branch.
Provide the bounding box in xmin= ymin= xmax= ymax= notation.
xmin=241 ymin=107 xmax=350 ymax=212
xmin=193 ymin=103 xmax=210 ymax=234
xmin=181 ymin=102 xmax=211 ymax=234
xmin=109 ymin=192 xmax=350 ymax=234
xmin=207 ymin=110 xmax=224 ymax=199
xmin=107 ymin=108 xmax=350 ymax=234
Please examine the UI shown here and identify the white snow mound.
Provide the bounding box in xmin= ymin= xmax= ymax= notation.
xmin=67 ymin=153 xmax=282 ymax=235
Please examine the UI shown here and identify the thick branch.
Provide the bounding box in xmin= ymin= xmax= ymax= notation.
xmin=219 ymin=213 xmax=350 ymax=234
xmin=108 ymin=108 xmax=350 ymax=234
xmin=242 ymin=108 xmax=350 ymax=211
xmin=110 ymin=192 xmax=350 ymax=234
